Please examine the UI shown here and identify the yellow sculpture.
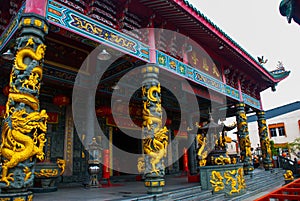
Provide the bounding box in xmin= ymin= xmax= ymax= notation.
xmin=210 ymin=170 xmax=224 ymax=192
xmin=240 ymin=136 xmax=252 ymax=160
xmin=197 ymin=134 xmax=207 ymax=166
xmin=56 ymin=158 xmax=66 ymax=176
xmin=14 ymin=37 xmax=46 ymax=71
xmin=142 ymin=85 xmax=163 ymax=132
xmin=34 ymin=169 xmax=59 ymax=177
xmin=237 ymin=167 xmax=246 ymax=190
xmin=213 ymin=155 xmax=231 ymax=165
xmin=143 ymin=127 xmax=168 ymax=175
xmin=137 ymin=157 xmax=145 ymax=173
xmin=284 ymin=170 xmax=294 ymax=181
xmin=0 ymin=109 xmax=48 ymax=186
xmin=224 ymin=170 xmax=239 ymax=195
xmin=262 ymin=138 xmax=272 ymax=159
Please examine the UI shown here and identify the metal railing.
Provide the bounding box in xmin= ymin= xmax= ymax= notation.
xmin=255 ymin=178 xmax=300 ymax=201
xmin=278 ymin=156 xmax=300 ymax=177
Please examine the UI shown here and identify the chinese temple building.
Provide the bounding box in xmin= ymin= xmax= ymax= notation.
xmin=0 ymin=0 xmax=290 ymax=199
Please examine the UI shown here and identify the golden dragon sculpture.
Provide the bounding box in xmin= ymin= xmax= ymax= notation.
xmin=197 ymin=134 xmax=207 ymax=166
xmin=210 ymin=170 xmax=224 ymax=192
xmin=224 ymin=170 xmax=239 ymax=195
xmin=142 ymin=85 xmax=162 ymax=132
xmin=143 ymin=126 xmax=168 ymax=175
xmin=14 ymin=37 xmax=46 ymax=71
xmin=0 ymin=109 xmax=48 ymax=186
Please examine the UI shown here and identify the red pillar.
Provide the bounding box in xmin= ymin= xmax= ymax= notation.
xmin=102 ymin=149 xmax=111 ymax=186
xmin=25 ymin=0 xmax=48 ymax=16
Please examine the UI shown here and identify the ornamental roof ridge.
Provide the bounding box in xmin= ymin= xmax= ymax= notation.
xmin=178 ymin=0 xmax=290 ymax=83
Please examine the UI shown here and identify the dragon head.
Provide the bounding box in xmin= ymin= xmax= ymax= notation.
xmin=11 ymin=109 xmax=48 ymax=133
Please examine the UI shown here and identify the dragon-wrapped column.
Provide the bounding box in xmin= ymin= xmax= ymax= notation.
xmin=235 ymin=103 xmax=253 ymax=175
xmin=142 ymin=65 xmax=168 ymax=194
xmin=0 ymin=14 xmax=48 ymax=200
xmin=257 ymin=111 xmax=273 ymax=170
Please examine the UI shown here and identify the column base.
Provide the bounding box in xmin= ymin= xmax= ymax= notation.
xmin=144 ymin=178 xmax=165 ymax=194
xmin=0 ymin=191 xmax=33 ymax=201
xmin=243 ymin=165 xmax=254 ymax=175
xmin=263 ymin=163 xmax=273 ymax=171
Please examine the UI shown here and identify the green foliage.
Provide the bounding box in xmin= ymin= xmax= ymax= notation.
xmin=270 ymin=140 xmax=279 ymax=156
xmin=289 ymin=137 xmax=300 ymax=158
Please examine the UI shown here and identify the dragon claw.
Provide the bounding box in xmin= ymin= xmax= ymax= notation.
xmin=150 ymin=169 xmax=160 ymax=175
xmin=0 ymin=173 xmax=14 ymax=186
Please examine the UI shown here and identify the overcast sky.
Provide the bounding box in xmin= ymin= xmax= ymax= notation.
xmin=188 ymin=0 xmax=299 ymax=110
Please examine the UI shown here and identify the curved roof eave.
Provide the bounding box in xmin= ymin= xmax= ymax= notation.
xmin=172 ymin=0 xmax=289 ymax=84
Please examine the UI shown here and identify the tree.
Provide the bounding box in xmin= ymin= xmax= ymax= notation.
xmin=288 ymin=137 xmax=300 ymax=158
xmin=270 ymin=140 xmax=279 ymax=156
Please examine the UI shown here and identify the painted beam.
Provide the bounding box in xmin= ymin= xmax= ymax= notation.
xmin=0 ymin=4 xmax=25 ymax=52
xmin=44 ymin=0 xmax=261 ymax=109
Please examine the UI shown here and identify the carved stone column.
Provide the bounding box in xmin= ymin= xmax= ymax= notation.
xmin=0 ymin=13 xmax=48 ymax=199
xmin=257 ymin=111 xmax=273 ymax=170
xmin=235 ymin=103 xmax=253 ymax=175
xmin=142 ymin=65 xmax=168 ymax=194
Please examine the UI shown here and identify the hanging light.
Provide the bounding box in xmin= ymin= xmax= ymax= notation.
xmin=97 ymin=49 xmax=111 ymax=61
xmin=2 ymin=49 xmax=14 ymax=61
xmin=111 ymin=83 xmax=119 ymax=90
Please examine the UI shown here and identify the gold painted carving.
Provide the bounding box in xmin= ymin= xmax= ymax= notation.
xmin=137 ymin=157 xmax=145 ymax=173
xmin=213 ymin=155 xmax=231 ymax=165
xmin=56 ymin=158 xmax=66 ymax=176
xmin=143 ymin=127 xmax=168 ymax=175
xmin=211 ymin=168 xmax=246 ymax=195
xmin=239 ymin=136 xmax=252 ymax=161
xmin=284 ymin=170 xmax=294 ymax=181
xmin=35 ymin=169 xmax=59 ymax=177
xmin=261 ymin=138 xmax=272 ymax=159
xmin=210 ymin=171 xmax=224 ymax=192
xmin=14 ymin=37 xmax=46 ymax=71
xmin=237 ymin=167 xmax=246 ymax=191
xmin=197 ymin=134 xmax=207 ymax=166
xmin=13 ymin=198 xmax=25 ymax=201
xmin=23 ymin=166 xmax=32 ymax=181
xmin=0 ymin=109 xmax=48 ymax=186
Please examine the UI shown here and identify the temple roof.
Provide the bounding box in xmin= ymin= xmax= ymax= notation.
xmin=247 ymin=101 xmax=300 ymax=122
xmin=177 ymin=0 xmax=290 ymax=84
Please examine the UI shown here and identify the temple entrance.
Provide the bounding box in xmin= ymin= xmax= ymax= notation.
xmin=112 ymin=127 xmax=142 ymax=175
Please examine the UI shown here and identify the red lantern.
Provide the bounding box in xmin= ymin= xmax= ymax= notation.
xmin=2 ymin=85 xmax=10 ymax=96
xmin=53 ymin=94 xmax=70 ymax=107
xmin=96 ymin=106 xmax=111 ymax=117
xmin=166 ymin=118 xmax=172 ymax=126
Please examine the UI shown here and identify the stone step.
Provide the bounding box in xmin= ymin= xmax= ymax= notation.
xmin=172 ymin=190 xmax=211 ymax=201
xmin=246 ymin=171 xmax=284 ymax=189
xmin=229 ymin=179 xmax=284 ymax=201
xmin=228 ymin=169 xmax=286 ymax=201
xmin=246 ymin=174 xmax=282 ymax=187
xmin=168 ymin=186 xmax=202 ymax=200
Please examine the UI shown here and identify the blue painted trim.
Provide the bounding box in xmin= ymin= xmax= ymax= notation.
xmin=46 ymin=0 xmax=150 ymax=62
xmin=247 ymin=101 xmax=300 ymax=122
xmin=0 ymin=4 xmax=25 ymax=52
xmin=45 ymin=0 xmax=261 ymax=109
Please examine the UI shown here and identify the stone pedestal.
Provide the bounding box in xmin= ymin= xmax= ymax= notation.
xmin=30 ymin=162 xmax=62 ymax=193
xmin=0 ymin=191 xmax=33 ymax=201
xmin=144 ymin=177 xmax=165 ymax=194
xmin=200 ymin=164 xmax=246 ymax=197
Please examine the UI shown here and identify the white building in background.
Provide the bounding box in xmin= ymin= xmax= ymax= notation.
xmin=226 ymin=101 xmax=300 ymax=159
